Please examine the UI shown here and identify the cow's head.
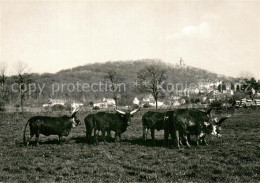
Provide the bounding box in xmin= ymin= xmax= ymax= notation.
xmin=71 ymin=108 xmax=81 ymax=127
xmin=115 ymin=108 xmax=140 ymax=126
xmin=205 ymin=108 xmax=231 ymax=137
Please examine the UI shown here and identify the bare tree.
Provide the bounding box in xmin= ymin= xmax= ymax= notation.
xmin=14 ymin=61 xmax=31 ymax=113
xmin=239 ymin=71 xmax=254 ymax=80
xmin=0 ymin=62 xmax=8 ymax=100
xmin=106 ymin=70 xmax=122 ymax=108
xmin=137 ymin=65 xmax=167 ymax=110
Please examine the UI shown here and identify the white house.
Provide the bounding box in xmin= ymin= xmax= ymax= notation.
xmin=133 ymin=97 xmax=140 ymax=105
xmin=172 ymin=100 xmax=180 ymax=106
xmin=104 ymin=98 xmax=116 ymax=106
xmin=93 ymin=102 xmax=108 ymax=108
xmin=93 ymin=98 xmax=115 ymax=108
xmin=72 ymin=102 xmax=84 ymax=110
xmin=43 ymin=99 xmax=65 ymax=107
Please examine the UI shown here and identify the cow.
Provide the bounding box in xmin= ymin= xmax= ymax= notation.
xmin=142 ymin=111 xmax=165 ymax=142
xmin=85 ymin=108 xmax=140 ymax=144
xmin=164 ymin=108 xmax=231 ymax=148
xmin=23 ymin=108 xmax=80 ymax=146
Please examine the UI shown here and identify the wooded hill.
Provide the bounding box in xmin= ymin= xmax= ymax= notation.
xmin=5 ymin=59 xmax=235 ymax=106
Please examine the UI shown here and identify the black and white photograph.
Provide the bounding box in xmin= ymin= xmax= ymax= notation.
xmin=0 ymin=0 xmax=259 ymax=182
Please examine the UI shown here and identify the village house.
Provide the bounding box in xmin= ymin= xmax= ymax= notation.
xmin=142 ymin=94 xmax=164 ymax=107
xmin=133 ymin=97 xmax=140 ymax=105
xmin=93 ymin=98 xmax=116 ymax=108
xmin=43 ymin=99 xmax=66 ymax=107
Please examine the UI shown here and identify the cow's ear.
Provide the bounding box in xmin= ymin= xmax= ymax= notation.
xmin=207 ymin=108 xmax=213 ymax=116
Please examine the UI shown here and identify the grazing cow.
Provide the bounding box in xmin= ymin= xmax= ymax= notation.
xmin=164 ymin=108 xmax=231 ymax=148
xmin=23 ymin=109 xmax=80 ymax=146
xmin=85 ymin=108 xmax=140 ymax=144
xmin=142 ymin=111 xmax=165 ymax=142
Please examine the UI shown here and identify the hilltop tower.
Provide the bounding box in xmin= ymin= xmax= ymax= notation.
xmin=180 ymin=57 xmax=184 ymax=66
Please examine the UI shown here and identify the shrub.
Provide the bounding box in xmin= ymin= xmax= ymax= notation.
xmin=89 ymin=101 xmax=94 ymax=107
xmin=93 ymin=106 xmax=100 ymax=110
xmin=210 ymin=100 xmax=222 ymax=108
xmin=133 ymin=104 xmax=140 ymax=109
xmin=64 ymin=102 xmax=72 ymax=111
xmin=0 ymin=99 xmax=5 ymax=111
xmin=143 ymin=103 xmax=150 ymax=108
xmin=51 ymin=104 xmax=64 ymax=112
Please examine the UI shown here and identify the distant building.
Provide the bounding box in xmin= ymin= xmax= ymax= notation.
xmin=142 ymin=94 xmax=163 ymax=107
xmin=172 ymin=100 xmax=180 ymax=106
xmin=43 ymin=99 xmax=65 ymax=107
xmin=93 ymin=102 xmax=108 ymax=109
xmin=133 ymin=97 xmax=140 ymax=105
xmin=72 ymin=102 xmax=84 ymax=109
xmin=180 ymin=99 xmax=186 ymax=105
xmin=180 ymin=57 xmax=184 ymax=66
xmin=93 ymin=98 xmax=116 ymax=108
xmin=105 ymin=98 xmax=116 ymax=106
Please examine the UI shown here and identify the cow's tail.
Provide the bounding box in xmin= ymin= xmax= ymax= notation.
xmin=23 ymin=119 xmax=30 ymax=145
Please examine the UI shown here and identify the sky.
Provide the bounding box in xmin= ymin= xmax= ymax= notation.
xmin=0 ymin=0 xmax=259 ymax=79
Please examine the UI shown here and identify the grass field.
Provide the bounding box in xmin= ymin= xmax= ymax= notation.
xmin=0 ymin=109 xmax=260 ymax=182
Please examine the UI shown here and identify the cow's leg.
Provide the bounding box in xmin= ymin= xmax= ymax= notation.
xmin=86 ymin=130 xmax=89 ymax=144
xmin=175 ymin=130 xmax=180 ymax=149
xmin=196 ymin=135 xmax=200 ymax=146
xmin=202 ymin=137 xmax=208 ymax=146
xmin=94 ymin=128 xmax=98 ymax=145
xmin=107 ymin=130 xmax=112 ymax=142
xmin=187 ymin=134 xmax=191 ymax=144
xmin=164 ymin=129 xmax=169 ymax=147
xmin=27 ymin=133 xmax=34 ymax=147
xmin=170 ymin=131 xmax=175 ymax=148
xmin=151 ymin=128 xmax=155 ymax=145
xmin=179 ymin=137 xmax=184 ymax=147
xmin=35 ymin=132 xmax=40 ymax=146
xmin=87 ymin=127 xmax=93 ymax=144
xmin=58 ymin=135 xmax=62 ymax=144
xmin=183 ymin=135 xmax=191 ymax=148
xmin=115 ymin=132 xmax=122 ymax=143
xmin=142 ymin=127 xmax=148 ymax=141
xmin=118 ymin=134 xmax=122 ymax=142
xmin=101 ymin=130 xmax=106 ymax=144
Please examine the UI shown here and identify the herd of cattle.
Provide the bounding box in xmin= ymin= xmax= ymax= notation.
xmin=23 ymin=107 xmax=231 ymax=148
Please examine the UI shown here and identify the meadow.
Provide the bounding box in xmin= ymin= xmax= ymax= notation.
xmin=0 ymin=108 xmax=260 ymax=182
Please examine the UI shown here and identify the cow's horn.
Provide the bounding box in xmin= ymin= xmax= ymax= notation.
xmin=130 ymin=107 xmax=140 ymax=115
xmin=71 ymin=107 xmax=79 ymax=115
xmin=115 ymin=109 xmax=126 ymax=115
xmin=217 ymin=115 xmax=231 ymax=125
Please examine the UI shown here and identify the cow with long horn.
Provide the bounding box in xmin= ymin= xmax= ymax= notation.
xmin=85 ymin=108 xmax=140 ymax=144
xmin=164 ymin=108 xmax=231 ymax=148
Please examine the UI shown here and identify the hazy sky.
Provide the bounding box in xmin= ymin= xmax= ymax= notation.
xmin=0 ymin=0 xmax=259 ymax=79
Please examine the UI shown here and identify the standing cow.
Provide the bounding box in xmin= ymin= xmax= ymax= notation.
xmin=85 ymin=108 xmax=140 ymax=144
xmin=23 ymin=108 xmax=80 ymax=146
xmin=164 ymin=108 xmax=231 ymax=148
xmin=142 ymin=111 xmax=165 ymax=142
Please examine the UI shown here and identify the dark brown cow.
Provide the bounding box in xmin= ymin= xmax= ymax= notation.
xmin=23 ymin=109 xmax=80 ymax=146
xmin=164 ymin=108 xmax=230 ymax=148
xmin=142 ymin=111 xmax=165 ymax=142
xmin=85 ymin=108 xmax=140 ymax=144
